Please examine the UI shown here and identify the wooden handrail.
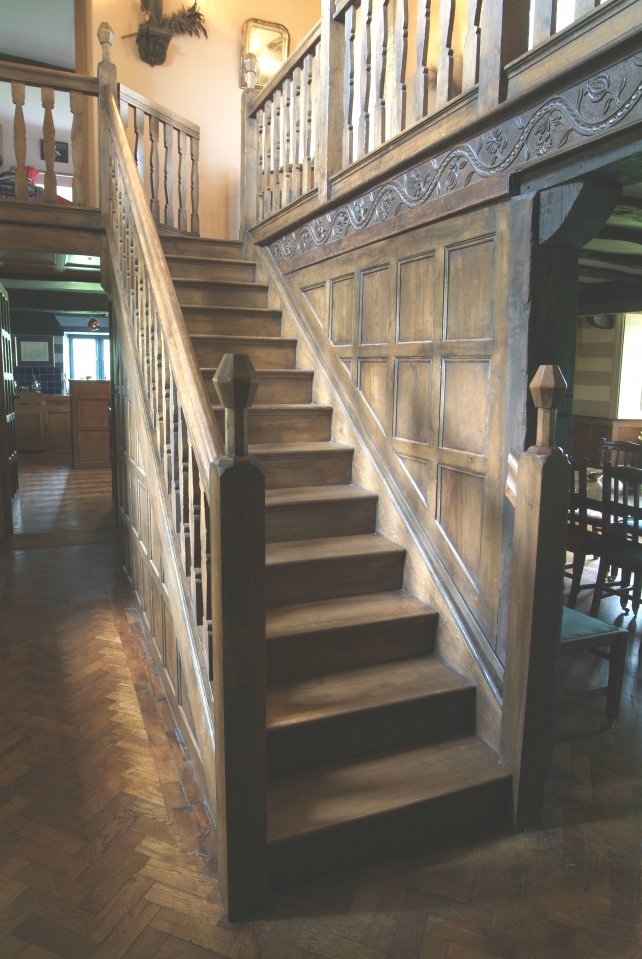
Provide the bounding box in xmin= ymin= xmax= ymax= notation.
xmin=119 ymin=84 xmax=200 ymax=138
xmin=0 ymin=59 xmax=99 ymax=96
xmin=247 ymin=23 xmax=321 ymax=117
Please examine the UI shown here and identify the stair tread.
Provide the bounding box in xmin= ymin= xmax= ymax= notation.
xmin=174 ymin=277 xmax=267 ymax=289
xmin=212 ymin=404 xmax=330 ymax=413
xmin=267 ymin=657 xmax=470 ymax=729
xmin=166 ymin=254 xmax=255 ymax=267
xmin=200 ymin=367 xmax=311 ymax=375
xmin=191 ymin=333 xmax=295 ymax=343
xmin=267 ymin=737 xmax=508 ymax=843
xmin=251 ymin=440 xmax=352 ymax=455
xmin=266 ymin=534 xmax=405 ymax=566
xmin=266 ymin=590 xmax=434 ymax=639
xmin=266 ymin=485 xmax=377 ymax=508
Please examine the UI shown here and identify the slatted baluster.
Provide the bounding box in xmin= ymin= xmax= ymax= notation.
xmin=531 ymin=0 xmax=556 ymax=45
xmin=70 ymin=91 xmax=86 ymax=205
xmin=462 ymin=0 xmax=483 ymax=91
xmin=177 ymin=130 xmax=187 ymax=232
xmin=574 ymin=0 xmax=598 ymax=15
xmin=356 ymin=0 xmax=373 ymax=159
xmin=373 ymin=0 xmax=390 ymax=150
xmin=265 ymin=101 xmax=274 ymax=216
xmin=163 ymin=121 xmax=174 ymax=228
xmin=414 ymin=0 xmax=432 ymax=120
xmin=134 ymin=106 xmax=146 ymax=185
xmin=149 ymin=114 xmax=160 ymax=223
xmin=435 ymin=0 xmax=456 ymax=108
xmin=273 ymin=90 xmax=283 ymax=211
xmin=257 ymin=108 xmax=266 ymax=219
xmin=200 ymin=477 xmax=212 ymax=674
xmin=302 ymin=53 xmax=314 ymax=193
xmin=190 ymin=135 xmax=200 ymax=235
xmin=283 ymin=77 xmax=293 ymax=207
xmin=292 ymin=70 xmax=303 ymax=200
xmin=390 ymin=0 xmax=408 ymax=137
xmin=11 ymin=82 xmax=27 ymax=201
xmin=343 ymin=6 xmax=357 ymax=165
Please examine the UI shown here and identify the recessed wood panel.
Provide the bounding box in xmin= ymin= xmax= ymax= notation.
xmin=398 ymin=454 xmax=430 ymax=502
xmin=444 ymin=238 xmax=494 ymax=340
xmin=394 ymin=359 xmax=432 ymax=444
xmin=397 ymin=254 xmax=435 ymax=342
xmin=440 ymin=359 xmax=490 ymax=455
xmin=436 ymin=466 xmax=484 ymax=587
xmin=330 ymin=275 xmax=356 ymax=345
xmin=358 ymin=358 xmax=388 ymax=429
xmin=303 ymin=282 xmax=328 ymax=332
xmin=360 ymin=266 xmax=390 ymax=345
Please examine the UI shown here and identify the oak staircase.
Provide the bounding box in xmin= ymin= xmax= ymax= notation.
xmin=160 ymin=232 xmax=511 ymax=886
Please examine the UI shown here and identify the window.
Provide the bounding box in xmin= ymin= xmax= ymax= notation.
xmin=65 ymin=334 xmax=110 ymax=383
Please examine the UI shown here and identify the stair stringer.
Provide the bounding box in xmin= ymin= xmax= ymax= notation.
xmin=253 ymin=242 xmax=503 ymax=750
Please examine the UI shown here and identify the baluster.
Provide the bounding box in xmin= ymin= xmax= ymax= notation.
xmin=531 ymin=0 xmax=556 ymax=45
xmin=435 ymin=0 xmax=455 ymax=109
xmin=574 ymin=0 xmax=598 ymax=16
xmin=272 ymin=91 xmax=282 ymax=211
xmin=373 ymin=0 xmax=390 ymax=150
xmin=356 ymin=0 xmax=373 ymax=159
xmin=257 ymin=108 xmax=266 ymax=220
xmin=188 ymin=446 xmax=202 ymax=628
xmin=199 ymin=477 xmax=212 ymax=675
xmin=478 ymin=0 xmax=529 ymax=109
xmin=302 ymin=52 xmax=314 ymax=193
xmin=149 ymin=114 xmax=160 ymax=224
xmin=11 ymin=82 xmax=27 ymax=201
xmin=178 ymin=408 xmax=190 ymax=571
xmin=292 ymin=70 xmax=303 ymax=200
xmin=343 ymin=6 xmax=357 ymax=166
xmin=390 ymin=0 xmax=408 ymax=137
xmin=41 ymin=87 xmax=58 ymax=203
xmin=134 ymin=106 xmax=145 ymax=185
xmin=264 ymin=101 xmax=273 ymax=215
xmin=164 ymin=122 xmax=174 ymax=228
xmin=414 ymin=0 xmax=432 ymax=120
xmin=283 ymin=77 xmax=292 ymax=207
xmin=70 ymin=91 xmax=85 ymax=206
xmin=177 ymin=130 xmax=187 ymax=232
xmin=462 ymin=0 xmax=483 ymax=91
xmin=190 ymin=135 xmax=200 ymax=235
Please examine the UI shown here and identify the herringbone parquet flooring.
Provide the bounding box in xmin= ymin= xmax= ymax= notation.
xmin=0 ymin=464 xmax=640 ymax=958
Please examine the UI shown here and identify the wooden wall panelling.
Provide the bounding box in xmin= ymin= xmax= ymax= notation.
xmin=0 ymin=282 xmax=17 ymax=541
xmin=70 ymin=379 xmax=111 ymax=468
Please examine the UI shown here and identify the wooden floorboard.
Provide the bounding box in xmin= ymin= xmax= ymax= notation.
xmin=0 ymin=465 xmax=640 ymax=956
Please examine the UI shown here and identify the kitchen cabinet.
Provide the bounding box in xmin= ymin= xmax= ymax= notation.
xmin=14 ymin=394 xmax=72 ymax=454
xmin=70 ymin=380 xmax=111 ymax=468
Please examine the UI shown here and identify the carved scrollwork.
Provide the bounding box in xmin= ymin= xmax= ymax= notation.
xmin=270 ymin=49 xmax=642 ymax=266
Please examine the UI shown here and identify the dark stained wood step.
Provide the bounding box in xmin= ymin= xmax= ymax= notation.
xmin=250 ymin=441 xmax=354 ymax=489
xmin=185 ymin=305 xmax=282 ymax=337
xmin=202 ymin=369 xmax=313 ymax=405
xmin=267 ymin=736 xmax=511 ymax=884
xmin=267 ymin=658 xmax=475 ymax=773
xmin=266 ymin=591 xmax=438 ymax=682
xmin=213 ymin=405 xmax=332 ymax=444
xmin=159 ymin=234 xmax=243 ymax=259
xmin=266 ymin=534 xmax=406 ymax=606
xmin=166 ymin=254 xmax=256 ymax=283
xmin=265 ymin=484 xmax=377 ymax=542
xmin=174 ymin=278 xmax=268 ymax=308
xmin=191 ymin=334 xmax=296 ymax=369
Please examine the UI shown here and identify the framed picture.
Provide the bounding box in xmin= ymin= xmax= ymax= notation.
xmin=14 ymin=334 xmax=54 ymax=368
xmin=40 ymin=139 xmax=69 ymax=163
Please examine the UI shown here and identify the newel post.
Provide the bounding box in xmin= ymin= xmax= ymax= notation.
xmin=500 ymin=364 xmax=570 ymax=830
xmin=240 ymin=80 xmax=259 ymax=240
xmin=316 ymin=0 xmax=345 ymax=202
xmin=97 ymin=22 xmax=117 ymax=224
xmin=210 ymin=354 xmax=267 ymax=920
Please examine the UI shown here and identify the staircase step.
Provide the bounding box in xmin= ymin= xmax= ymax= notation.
xmin=160 ymin=234 xmax=244 ymax=259
xmin=166 ymin=254 xmax=256 ymax=283
xmin=266 ymin=591 xmax=437 ymax=682
xmin=174 ymin=278 xmax=268 ymax=308
xmin=203 ymin=369 xmax=313 ymax=405
xmin=191 ymin=334 xmax=296 ymax=369
xmin=266 ymin=534 xmax=406 ymax=606
xmin=267 ymin=658 xmax=475 ymax=773
xmin=267 ymin=737 xmax=511 ymax=884
xmin=251 ymin=441 xmax=353 ymax=489
xmin=185 ymin=305 xmax=282 ymax=337
xmin=266 ymin=484 xmax=377 ymax=542
xmin=213 ymin=405 xmax=331 ymax=444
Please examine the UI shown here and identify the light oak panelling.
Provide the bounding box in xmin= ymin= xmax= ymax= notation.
xmin=288 ymin=204 xmax=508 ymax=644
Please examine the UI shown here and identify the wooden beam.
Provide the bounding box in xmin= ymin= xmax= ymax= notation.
xmin=539 ymin=179 xmax=619 ymax=248
xmin=6 ymin=289 xmax=109 ymax=312
xmin=578 ymin=281 xmax=642 ymax=314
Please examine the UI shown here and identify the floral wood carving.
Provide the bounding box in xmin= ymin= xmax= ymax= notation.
xmin=271 ymin=51 xmax=642 ymax=266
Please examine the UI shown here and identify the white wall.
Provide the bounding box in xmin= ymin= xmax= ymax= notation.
xmin=89 ymin=0 xmax=319 ymax=239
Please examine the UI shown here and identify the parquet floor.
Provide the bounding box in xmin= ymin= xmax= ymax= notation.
xmin=0 ymin=464 xmax=640 ymax=958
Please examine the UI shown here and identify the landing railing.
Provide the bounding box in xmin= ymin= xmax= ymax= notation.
xmin=0 ymin=54 xmax=200 ymax=231
xmin=244 ymin=0 xmax=637 ymax=233
xmin=97 ymin=25 xmax=266 ymax=920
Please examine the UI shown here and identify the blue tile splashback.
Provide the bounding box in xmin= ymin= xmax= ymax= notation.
xmin=15 ymin=366 xmax=63 ymax=394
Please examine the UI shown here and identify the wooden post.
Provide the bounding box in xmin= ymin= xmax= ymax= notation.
xmin=210 ymin=353 xmax=267 ymax=921
xmin=97 ymin=22 xmax=117 ymax=224
xmin=500 ymin=364 xmax=569 ymax=830
xmin=316 ymin=0 xmax=345 ymax=202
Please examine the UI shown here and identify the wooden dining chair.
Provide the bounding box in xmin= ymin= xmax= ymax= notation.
xmin=559 ymin=607 xmax=628 ymax=726
xmin=565 ymin=456 xmax=606 ymax=608
xmin=599 ymin=438 xmax=642 ymax=469
xmin=589 ymin=464 xmax=642 ymax=618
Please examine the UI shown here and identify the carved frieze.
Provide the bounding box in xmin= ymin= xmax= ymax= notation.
xmin=271 ymin=50 xmax=642 ymax=266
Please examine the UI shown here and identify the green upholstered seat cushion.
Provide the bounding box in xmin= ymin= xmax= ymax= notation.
xmin=561 ymin=607 xmax=619 ymax=643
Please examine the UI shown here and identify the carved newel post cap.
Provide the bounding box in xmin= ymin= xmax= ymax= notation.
xmin=97 ymin=22 xmax=115 ymax=58
xmin=529 ymin=364 xmax=567 ymax=410
xmin=213 ymin=353 xmax=258 ymax=457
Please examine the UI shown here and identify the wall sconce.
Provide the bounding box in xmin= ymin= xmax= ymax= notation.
xmin=123 ymin=1 xmax=207 ymax=67
xmin=240 ymin=19 xmax=290 ymax=89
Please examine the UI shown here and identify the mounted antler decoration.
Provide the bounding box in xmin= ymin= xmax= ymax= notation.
xmin=136 ymin=0 xmax=207 ymax=66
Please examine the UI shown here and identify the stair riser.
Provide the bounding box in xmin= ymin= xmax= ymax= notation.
xmin=186 ymin=310 xmax=282 ymax=337
xmin=176 ymin=283 xmax=268 ymax=308
xmin=267 ymin=688 xmax=476 ymax=774
xmin=266 ymin=496 xmax=376 ymax=543
xmin=268 ymin=777 xmax=511 ymax=886
xmin=213 ymin=408 xmax=331 ymax=444
xmin=167 ymin=259 xmax=256 ymax=283
xmin=161 ymin=237 xmax=243 ymax=259
xmin=266 ymin=551 xmax=405 ymax=606
xmin=267 ymin=614 xmax=437 ymax=683
xmin=257 ymin=450 xmax=353 ymax=489
xmin=192 ymin=340 xmax=296 ymax=369
xmin=204 ymin=373 xmax=313 ymax=405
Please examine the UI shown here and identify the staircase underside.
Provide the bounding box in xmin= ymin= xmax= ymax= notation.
xmin=160 ymin=232 xmax=511 ymax=886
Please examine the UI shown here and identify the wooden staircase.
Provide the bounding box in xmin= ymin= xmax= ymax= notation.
xmin=160 ymin=233 xmax=512 ymax=887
